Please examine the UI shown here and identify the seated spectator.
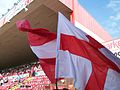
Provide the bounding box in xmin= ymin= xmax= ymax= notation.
xmin=3 ymin=77 xmax=8 ymax=83
xmin=0 ymin=79 xmax=4 ymax=86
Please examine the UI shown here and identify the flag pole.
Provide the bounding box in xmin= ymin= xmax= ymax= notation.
xmin=56 ymin=78 xmax=58 ymax=90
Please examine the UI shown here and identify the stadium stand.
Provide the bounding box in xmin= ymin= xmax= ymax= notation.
xmin=0 ymin=61 xmax=51 ymax=90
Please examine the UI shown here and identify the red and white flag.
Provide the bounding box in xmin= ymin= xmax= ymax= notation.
xmin=56 ymin=13 xmax=120 ymax=90
xmin=16 ymin=20 xmax=56 ymax=83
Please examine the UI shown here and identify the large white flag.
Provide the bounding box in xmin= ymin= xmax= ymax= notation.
xmin=56 ymin=13 xmax=120 ymax=90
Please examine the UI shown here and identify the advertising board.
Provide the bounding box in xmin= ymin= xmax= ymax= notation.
xmin=103 ymin=38 xmax=120 ymax=58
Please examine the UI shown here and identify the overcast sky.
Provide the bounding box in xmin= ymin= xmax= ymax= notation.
xmin=0 ymin=0 xmax=18 ymax=18
xmin=0 ymin=0 xmax=120 ymax=39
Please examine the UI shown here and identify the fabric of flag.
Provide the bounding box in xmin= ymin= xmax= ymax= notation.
xmin=16 ymin=20 xmax=56 ymax=83
xmin=56 ymin=13 xmax=120 ymax=90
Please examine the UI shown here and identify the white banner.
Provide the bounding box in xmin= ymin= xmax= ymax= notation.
xmin=103 ymin=38 xmax=120 ymax=58
xmin=0 ymin=0 xmax=34 ymax=27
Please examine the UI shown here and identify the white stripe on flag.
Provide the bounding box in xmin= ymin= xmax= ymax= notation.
xmin=75 ymin=21 xmax=105 ymax=43
xmin=57 ymin=50 xmax=92 ymax=90
xmin=104 ymin=69 xmax=120 ymax=90
xmin=99 ymin=48 xmax=120 ymax=68
xmin=30 ymin=39 xmax=56 ymax=59
xmin=58 ymin=12 xmax=89 ymax=42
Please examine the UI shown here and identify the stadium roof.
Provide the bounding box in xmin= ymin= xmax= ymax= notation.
xmin=0 ymin=0 xmax=71 ymax=69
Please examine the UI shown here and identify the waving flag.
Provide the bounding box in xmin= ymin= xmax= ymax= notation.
xmin=56 ymin=13 xmax=120 ymax=90
xmin=16 ymin=20 xmax=56 ymax=83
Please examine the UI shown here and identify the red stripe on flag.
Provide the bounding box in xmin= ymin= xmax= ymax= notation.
xmin=16 ymin=19 xmax=56 ymax=46
xmin=28 ymin=31 xmax=56 ymax=46
xmin=39 ymin=58 xmax=56 ymax=83
xmin=60 ymin=33 xmax=120 ymax=89
xmin=60 ymin=34 xmax=120 ymax=72
xmin=85 ymin=64 xmax=108 ymax=90
xmin=86 ymin=35 xmax=104 ymax=49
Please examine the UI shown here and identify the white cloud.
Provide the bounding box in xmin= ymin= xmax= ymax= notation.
xmin=107 ymin=0 xmax=120 ymax=12
xmin=110 ymin=13 xmax=120 ymax=21
xmin=111 ymin=22 xmax=117 ymax=27
xmin=104 ymin=0 xmax=120 ymax=38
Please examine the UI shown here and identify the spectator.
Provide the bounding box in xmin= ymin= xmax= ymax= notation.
xmin=0 ymin=79 xmax=3 ymax=86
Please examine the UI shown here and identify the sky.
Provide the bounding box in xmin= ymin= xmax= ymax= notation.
xmin=78 ymin=0 xmax=120 ymax=39
xmin=0 ymin=0 xmax=120 ymax=39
